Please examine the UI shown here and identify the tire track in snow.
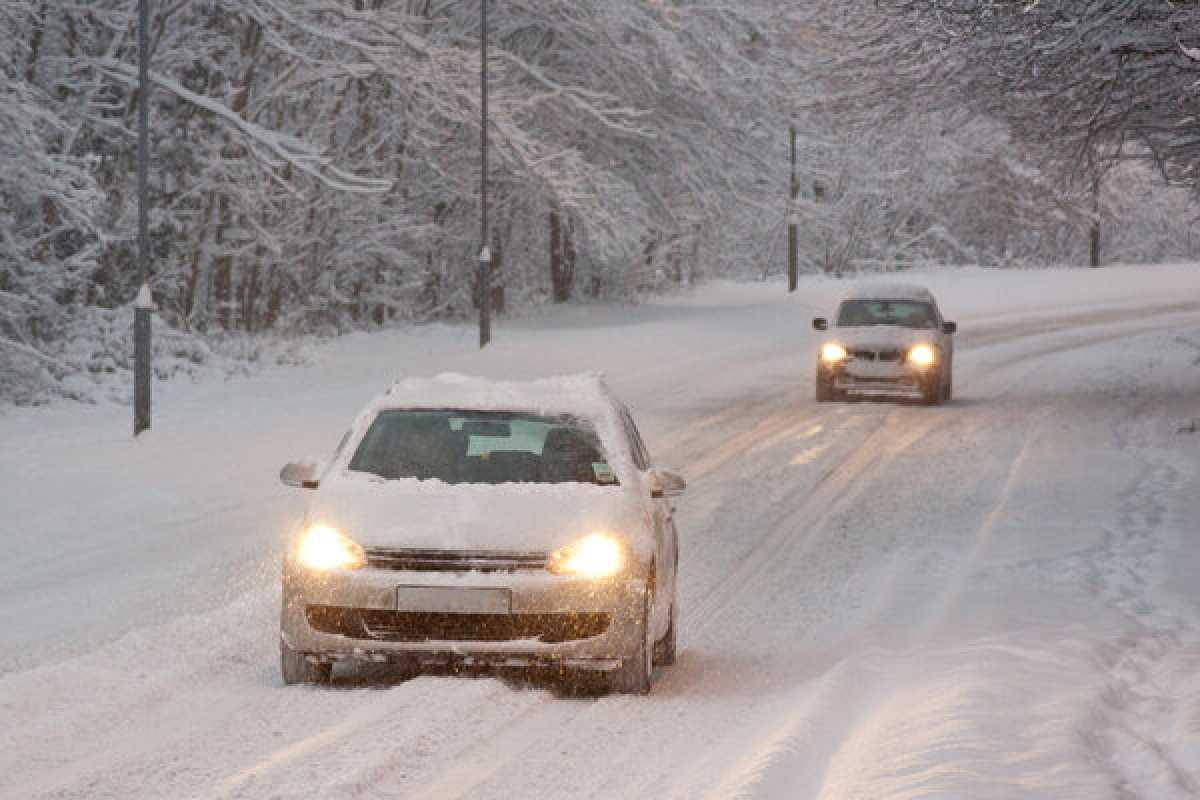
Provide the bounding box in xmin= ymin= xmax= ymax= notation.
xmin=682 ymin=409 xmax=940 ymax=642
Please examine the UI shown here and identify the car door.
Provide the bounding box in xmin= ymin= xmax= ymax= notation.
xmin=619 ymin=406 xmax=676 ymax=637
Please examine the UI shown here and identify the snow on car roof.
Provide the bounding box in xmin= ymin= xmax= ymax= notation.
xmin=841 ymin=282 xmax=936 ymax=303
xmin=376 ymin=372 xmax=617 ymax=417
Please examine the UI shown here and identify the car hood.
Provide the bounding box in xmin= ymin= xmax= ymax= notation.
xmin=826 ymin=326 xmax=937 ymax=350
xmin=306 ymin=472 xmax=649 ymax=556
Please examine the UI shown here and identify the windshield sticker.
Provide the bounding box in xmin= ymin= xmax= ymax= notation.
xmin=592 ymin=462 xmax=618 ymax=484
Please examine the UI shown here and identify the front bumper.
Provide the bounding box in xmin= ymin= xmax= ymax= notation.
xmin=821 ymin=361 xmax=935 ymax=399
xmin=281 ymin=560 xmax=647 ymax=671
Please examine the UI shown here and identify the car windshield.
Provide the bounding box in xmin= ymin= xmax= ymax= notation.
xmin=836 ymin=299 xmax=936 ymax=329
xmin=347 ymin=410 xmax=619 ymax=486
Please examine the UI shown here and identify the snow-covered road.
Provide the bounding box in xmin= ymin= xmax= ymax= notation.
xmin=3 ymin=266 xmax=1200 ymax=799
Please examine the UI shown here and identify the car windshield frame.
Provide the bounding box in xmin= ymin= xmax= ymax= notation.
xmin=345 ymin=408 xmax=620 ymax=487
xmin=836 ymin=298 xmax=938 ymax=330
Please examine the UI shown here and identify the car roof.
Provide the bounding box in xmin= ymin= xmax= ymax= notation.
xmin=369 ymin=372 xmax=620 ymax=420
xmin=840 ymin=282 xmax=936 ymax=304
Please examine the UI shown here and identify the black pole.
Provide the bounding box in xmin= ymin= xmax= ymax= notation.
xmin=134 ymin=0 xmax=153 ymax=435
xmin=788 ymin=124 xmax=798 ymax=293
xmin=478 ymin=0 xmax=492 ymax=348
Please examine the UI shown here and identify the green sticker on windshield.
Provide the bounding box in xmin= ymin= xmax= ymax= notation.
xmin=592 ymin=462 xmax=617 ymax=484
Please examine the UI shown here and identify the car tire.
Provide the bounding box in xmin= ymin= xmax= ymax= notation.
xmin=610 ymin=592 xmax=654 ymax=695
xmin=280 ymin=637 xmax=332 ymax=685
xmin=816 ymin=371 xmax=839 ymax=403
xmin=943 ymin=364 xmax=953 ymax=402
xmin=655 ymin=600 xmax=678 ymax=667
xmin=921 ymin=369 xmax=943 ymax=406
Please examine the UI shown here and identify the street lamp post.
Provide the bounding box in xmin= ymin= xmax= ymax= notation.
xmin=134 ymin=0 xmax=154 ymax=435
xmin=788 ymin=124 xmax=798 ymax=294
xmin=478 ymin=0 xmax=492 ymax=348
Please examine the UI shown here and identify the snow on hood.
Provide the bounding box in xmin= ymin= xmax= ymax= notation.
xmin=307 ymin=470 xmax=649 ymax=556
xmin=825 ymin=326 xmax=939 ymax=350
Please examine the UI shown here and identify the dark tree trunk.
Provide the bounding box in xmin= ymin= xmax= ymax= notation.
xmin=213 ymin=195 xmax=233 ymax=330
xmin=26 ymin=3 xmax=46 ymax=83
xmin=264 ymin=268 xmax=283 ymax=329
xmin=1089 ymin=173 xmax=1102 ymax=268
xmin=549 ymin=210 xmax=574 ymax=303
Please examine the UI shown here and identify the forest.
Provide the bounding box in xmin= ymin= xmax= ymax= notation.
xmin=3 ymin=0 xmax=1199 ymax=402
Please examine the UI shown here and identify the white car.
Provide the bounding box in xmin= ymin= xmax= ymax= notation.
xmin=278 ymin=374 xmax=683 ymax=694
xmin=813 ymin=283 xmax=957 ymax=405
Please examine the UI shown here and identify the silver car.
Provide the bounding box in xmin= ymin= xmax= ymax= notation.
xmin=278 ymin=374 xmax=684 ymax=694
xmin=813 ymin=283 xmax=957 ymax=405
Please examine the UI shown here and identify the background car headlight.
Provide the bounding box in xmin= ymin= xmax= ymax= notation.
xmin=908 ymin=344 xmax=937 ymax=367
xmin=547 ymin=534 xmax=625 ymax=579
xmin=821 ymin=343 xmax=848 ymax=363
xmin=296 ymin=525 xmax=366 ymax=570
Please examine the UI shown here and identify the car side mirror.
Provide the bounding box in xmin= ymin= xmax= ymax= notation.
xmin=942 ymin=321 xmax=957 ymax=335
xmin=812 ymin=317 xmax=828 ymax=331
xmin=280 ymin=459 xmax=324 ymax=490
xmin=650 ymin=469 xmax=687 ymax=499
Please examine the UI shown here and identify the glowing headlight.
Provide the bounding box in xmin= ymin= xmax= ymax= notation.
xmin=296 ymin=525 xmax=366 ymax=571
xmin=908 ymin=344 xmax=937 ymax=368
xmin=547 ymin=534 xmax=625 ymax=579
xmin=821 ymin=343 xmax=849 ymax=363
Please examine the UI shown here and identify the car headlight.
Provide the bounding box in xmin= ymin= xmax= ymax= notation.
xmin=295 ymin=525 xmax=366 ymax=571
xmin=908 ymin=344 xmax=937 ymax=368
xmin=547 ymin=534 xmax=625 ymax=579
xmin=821 ymin=343 xmax=848 ymax=363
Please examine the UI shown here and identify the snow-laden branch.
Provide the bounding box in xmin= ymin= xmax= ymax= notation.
xmin=96 ymin=58 xmax=392 ymax=194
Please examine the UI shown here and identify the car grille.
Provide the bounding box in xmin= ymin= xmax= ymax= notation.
xmin=306 ymin=605 xmax=611 ymax=644
xmin=850 ymin=348 xmax=903 ymax=362
xmin=363 ymin=548 xmax=548 ymax=573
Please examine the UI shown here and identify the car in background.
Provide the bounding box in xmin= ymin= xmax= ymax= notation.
xmin=278 ymin=373 xmax=684 ymax=694
xmin=812 ymin=283 xmax=957 ymax=405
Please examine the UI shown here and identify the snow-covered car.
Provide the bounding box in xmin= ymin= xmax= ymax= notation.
xmin=277 ymin=373 xmax=684 ymax=694
xmin=812 ymin=283 xmax=957 ymax=405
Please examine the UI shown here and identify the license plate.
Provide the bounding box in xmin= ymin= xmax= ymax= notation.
xmin=396 ymin=586 xmax=511 ymax=614
xmin=848 ymin=362 xmax=903 ymax=379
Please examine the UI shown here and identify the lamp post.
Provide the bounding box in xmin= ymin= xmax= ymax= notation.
xmin=134 ymin=0 xmax=153 ymax=435
xmin=788 ymin=124 xmax=798 ymax=294
xmin=478 ymin=0 xmax=492 ymax=348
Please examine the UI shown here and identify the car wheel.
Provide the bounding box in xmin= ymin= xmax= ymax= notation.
xmin=610 ymin=592 xmax=654 ymax=695
xmin=280 ymin=637 xmax=332 ymax=685
xmin=654 ymin=599 xmax=678 ymax=667
xmin=816 ymin=371 xmax=838 ymax=403
xmin=921 ymin=369 xmax=943 ymax=406
xmin=943 ymin=364 xmax=953 ymax=402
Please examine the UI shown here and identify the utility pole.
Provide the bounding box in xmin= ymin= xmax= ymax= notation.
xmin=134 ymin=0 xmax=153 ymax=435
xmin=478 ymin=0 xmax=492 ymax=348
xmin=788 ymin=125 xmax=798 ymax=293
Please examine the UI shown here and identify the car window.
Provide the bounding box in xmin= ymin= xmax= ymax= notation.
xmin=347 ymin=410 xmax=619 ymax=486
xmin=836 ymin=299 xmax=937 ymax=329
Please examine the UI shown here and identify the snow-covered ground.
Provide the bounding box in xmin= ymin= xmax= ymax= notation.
xmin=2 ymin=264 xmax=1199 ymax=799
